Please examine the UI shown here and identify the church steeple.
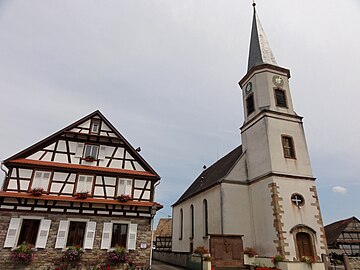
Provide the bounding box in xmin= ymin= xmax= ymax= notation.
xmin=247 ymin=3 xmax=277 ymax=71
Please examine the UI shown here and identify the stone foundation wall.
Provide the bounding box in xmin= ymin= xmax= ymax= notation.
xmin=0 ymin=210 xmax=151 ymax=270
xmin=349 ymin=257 xmax=360 ymax=270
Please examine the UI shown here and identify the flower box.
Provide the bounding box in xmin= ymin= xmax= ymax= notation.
xmin=75 ymin=192 xmax=89 ymax=200
xmin=84 ymin=156 xmax=96 ymax=162
xmin=29 ymin=187 xmax=44 ymax=196
xmin=11 ymin=243 xmax=35 ymax=264
xmin=116 ymin=195 xmax=132 ymax=202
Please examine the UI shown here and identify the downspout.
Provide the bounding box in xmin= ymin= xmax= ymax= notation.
xmin=1 ymin=161 xmax=8 ymax=191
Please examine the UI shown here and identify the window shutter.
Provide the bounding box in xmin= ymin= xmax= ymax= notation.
xmin=127 ymin=223 xmax=137 ymax=250
xmin=35 ymin=219 xmax=51 ymax=249
xmin=4 ymin=218 xmax=21 ymax=248
xmin=98 ymin=146 xmax=106 ymax=160
xmin=101 ymin=222 xmax=112 ymax=249
xmin=55 ymin=220 xmax=69 ymax=249
xmin=84 ymin=222 xmax=96 ymax=249
xmin=75 ymin=143 xmax=84 ymax=158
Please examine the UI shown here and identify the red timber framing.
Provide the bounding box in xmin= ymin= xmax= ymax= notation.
xmin=1 ymin=110 xmax=162 ymax=216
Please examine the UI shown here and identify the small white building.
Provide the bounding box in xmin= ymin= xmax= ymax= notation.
xmin=172 ymin=4 xmax=327 ymax=264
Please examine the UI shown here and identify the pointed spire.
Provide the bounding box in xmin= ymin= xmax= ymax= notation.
xmin=247 ymin=3 xmax=278 ymax=71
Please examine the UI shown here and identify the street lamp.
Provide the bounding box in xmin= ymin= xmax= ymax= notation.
xmin=149 ymin=205 xmax=157 ymax=270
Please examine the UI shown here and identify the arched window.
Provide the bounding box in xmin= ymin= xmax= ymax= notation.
xmin=179 ymin=208 xmax=183 ymax=240
xmin=203 ymin=199 xmax=208 ymax=236
xmin=190 ymin=205 xmax=194 ymax=239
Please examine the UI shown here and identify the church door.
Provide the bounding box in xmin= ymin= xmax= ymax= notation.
xmin=296 ymin=232 xmax=314 ymax=258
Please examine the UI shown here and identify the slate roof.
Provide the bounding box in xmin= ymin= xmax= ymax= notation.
xmin=173 ymin=145 xmax=243 ymax=206
xmin=247 ymin=4 xmax=278 ymax=71
xmin=325 ymin=216 xmax=360 ymax=245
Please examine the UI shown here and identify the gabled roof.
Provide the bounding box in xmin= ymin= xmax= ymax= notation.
xmin=173 ymin=145 xmax=243 ymax=206
xmin=155 ymin=218 xmax=172 ymax=237
xmin=247 ymin=4 xmax=278 ymax=71
xmin=325 ymin=216 xmax=360 ymax=244
xmin=4 ymin=110 xmax=160 ymax=179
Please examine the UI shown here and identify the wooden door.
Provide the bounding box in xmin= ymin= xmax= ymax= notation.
xmin=296 ymin=232 xmax=314 ymax=258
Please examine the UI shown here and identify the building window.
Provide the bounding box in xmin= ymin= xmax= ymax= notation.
xmin=31 ymin=171 xmax=51 ymax=190
xmin=275 ymin=89 xmax=287 ymax=108
xmin=17 ymin=219 xmax=40 ymax=245
xmin=66 ymin=221 xmax=87 ymax=247
xmin=4 ymin=218 xmax=51 ymax=249
xmin=203 ymin=199 xmax=209 ymax=236
xmin=246 ymin=94 xmax=255 ymax=115
xmin=179 ymin=209 xmax=183 ymax=240
xmin=118 ymin=178 xmax=133 ymax=196
xmin=111 ymin=223 xmax=128 ymax=248
xmin=291 ymin=193 xmax=305 ymax=207
xmin=76 ymin=175 xmax=94 ymax=193
xmin=83 ymin=144 xmax=99 ymax=160
xmin=282 ymin=135 xmax=296 ymax=159
xmin=90 ymin=120 xmax=101 ymax=134
xmin=190 ymin=205 xmax=194 ymax=239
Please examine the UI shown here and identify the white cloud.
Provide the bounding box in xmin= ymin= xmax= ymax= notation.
xmin=332 ymin=186 xmax=347 ymax=195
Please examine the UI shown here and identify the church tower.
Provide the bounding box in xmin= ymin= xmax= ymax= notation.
xmin=239 ymin=4 xmax=327 ymax=260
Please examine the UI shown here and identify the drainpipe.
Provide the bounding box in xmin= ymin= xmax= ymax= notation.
xmin=149 ymin=181 xmax=160 ymax=269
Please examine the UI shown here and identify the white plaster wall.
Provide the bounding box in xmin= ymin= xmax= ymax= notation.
xmin=267 ymin=117 xmax=313 ymax=177
xmin=274 ymin=177 xmax=326 ymax=259
xmin=221 ymin=183 xmax=254 ymax=248
xmin=224 ymin=153 xmax=247 ymax=181
xmin=172 ymin=185 xmax=221 ymax=252
xmin=249 ymin=178 xmax=278 ymax=256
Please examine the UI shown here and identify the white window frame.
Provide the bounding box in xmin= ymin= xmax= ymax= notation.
xmin=90 ymin=120 xmax=100 ymax=134
xmin=4 ymin=216 xmax=51 ymax=249
xmin=101 ymin=220 xmax=137 ymax=250
xmin=55 ymin=218 xmax=96 ymax=250
xmin=31 ymin=171 xmax=51 ymax=190
xmin=117 ymin=178 xmax=133 ymax=196
xmin=76 ymin=175 xmax=94 ymax=193
xmin=83 ymin=144 xmax=99 ymax=159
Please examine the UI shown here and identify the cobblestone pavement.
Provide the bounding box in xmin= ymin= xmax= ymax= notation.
xmin=152 ymin=260 xmax=186 ymax=270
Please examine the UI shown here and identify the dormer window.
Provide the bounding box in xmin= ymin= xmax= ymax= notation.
xmin=90 ymin=120 xmax=100 ymax=135
xmin=83 ymin=144 xmax=99 ymax=161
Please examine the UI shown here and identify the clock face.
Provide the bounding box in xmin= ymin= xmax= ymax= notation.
xmin=245 ymin=82 xmax=252 ymax=94
xmin=272 ymin=75 xmax=284 ymax=87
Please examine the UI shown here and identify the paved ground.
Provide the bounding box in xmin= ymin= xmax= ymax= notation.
xmin=152 ymin=260 xmax=186 ymax=270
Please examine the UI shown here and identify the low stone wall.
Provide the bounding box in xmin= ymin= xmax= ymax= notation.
xmin=0 ymin=210 xmax=151 ymax=270
xmin=349 ymin=257 xmax=360 ymax=270
xmin=153 ymin=250 xmax=189 ymax=268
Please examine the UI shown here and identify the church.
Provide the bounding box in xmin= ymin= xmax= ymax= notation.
xmin=172 ymin=4 xmax=327 ymax=267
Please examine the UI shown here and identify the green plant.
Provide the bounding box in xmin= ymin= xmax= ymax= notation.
xmin=244 ymin=247 xmax=257 ymax=257
xmin=203 ymin=255 xmax=211 ymax=261
xmin=193 ymin=246 xmax=209 ymax=255
xmin=11 ymin=243 xmax=35 ymax=263
xmin=272 ymin=255 xmax=283 ymax=266
xmin=301 ymin=256 xmax=315 ymax=265
xmin=107 ymin=246 xmax=129 ymax=264
xmin=64 ymin=245 xmax=83 ymax=262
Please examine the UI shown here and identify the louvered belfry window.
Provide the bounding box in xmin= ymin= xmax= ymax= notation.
xmin=275 ymin=89 xmax=287 ymax=108
xmin=246 ymin=94 xmax=255 ymax=115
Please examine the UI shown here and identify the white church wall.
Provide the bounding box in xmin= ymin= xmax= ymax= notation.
xmin=224 ymin=154 xmax=247 ymax=181
xmin=172 ymin=185 xmax=221 ymax=252
xmin=221 ymin=183 xmax=254 ymax=248
xmin=249 ymin=178 xmax=279 ymax=256
xmin=274 ymin=177 xmax=327 ymax=259
xmin=267 ymin=117 xmax=313 ymax=177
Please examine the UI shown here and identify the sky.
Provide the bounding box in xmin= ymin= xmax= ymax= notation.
xmin=0 ymin=0 xmax=359 ymax=227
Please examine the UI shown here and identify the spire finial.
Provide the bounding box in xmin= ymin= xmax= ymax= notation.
xmin=252 ymin=0 xmax=256 ymax=7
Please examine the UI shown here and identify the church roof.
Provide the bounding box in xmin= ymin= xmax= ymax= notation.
xmin=173 ymin=145 xmax=243 ymax=206
xmin=324 ymin=216 xmax=360 ymax=245
xmin=247 ymin=4 xmax=278 ymax=71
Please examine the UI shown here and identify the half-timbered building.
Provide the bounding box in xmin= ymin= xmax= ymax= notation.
xmin=0 ymin=110 xmax=162 ymax=269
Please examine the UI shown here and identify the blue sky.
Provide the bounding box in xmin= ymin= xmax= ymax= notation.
xmin=0 ymin=0 xmax=359 ymax=227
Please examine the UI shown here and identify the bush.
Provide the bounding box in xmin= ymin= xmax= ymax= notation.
xmin=193 ymin=246 xmax=209 ymax=255
xmin=11 ymin=243 xmax=34 ymax=263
